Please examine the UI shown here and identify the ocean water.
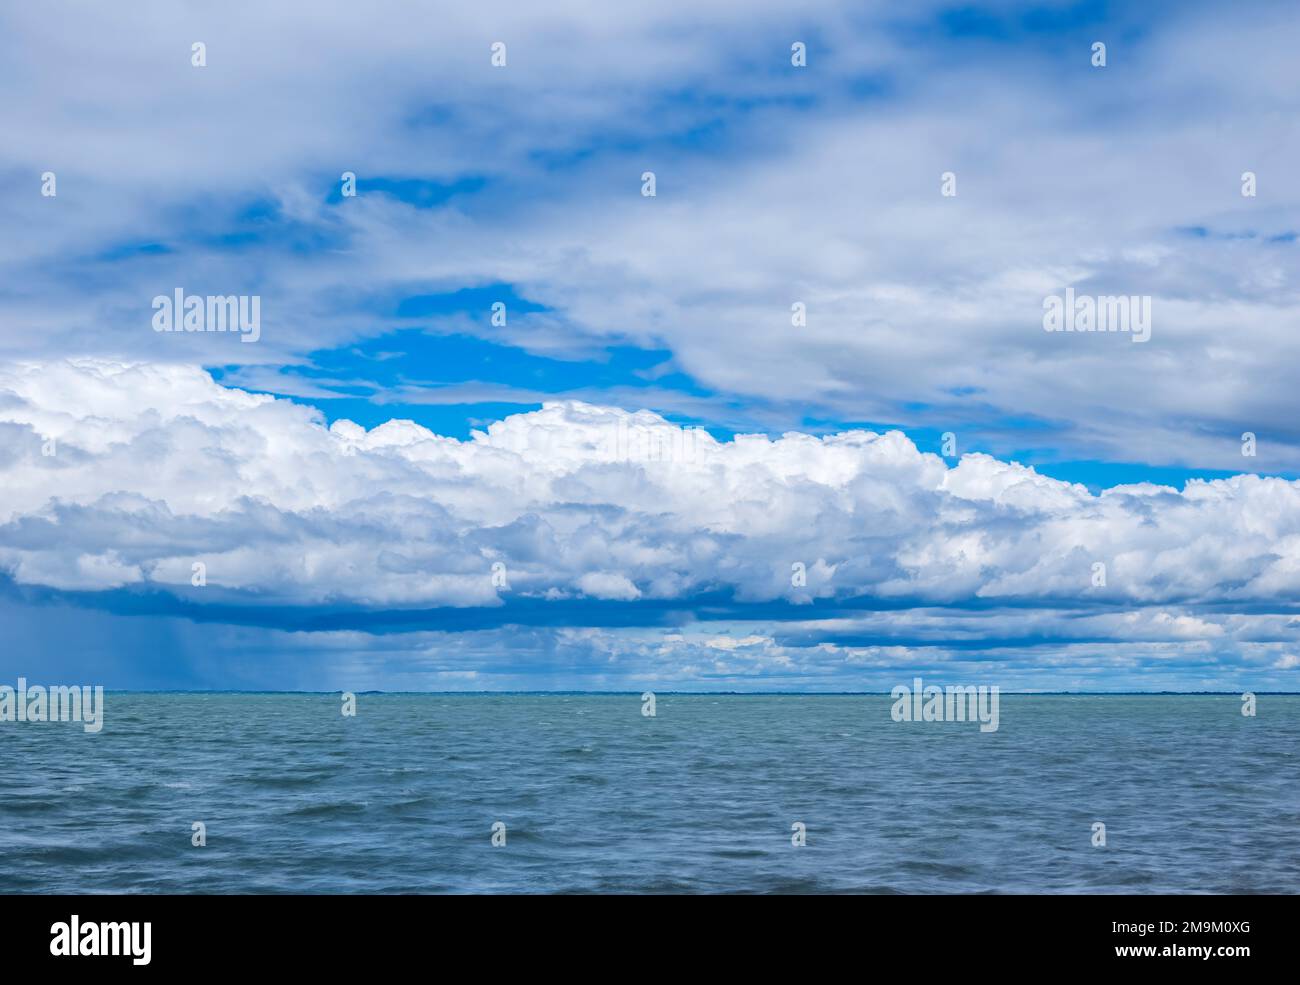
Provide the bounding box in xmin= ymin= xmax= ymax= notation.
xmin=1 ymin=693 xmax=1296 ymax=894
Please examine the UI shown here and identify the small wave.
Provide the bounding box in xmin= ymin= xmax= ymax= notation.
xmin=284 ymin=801 xmax=369 ymax=818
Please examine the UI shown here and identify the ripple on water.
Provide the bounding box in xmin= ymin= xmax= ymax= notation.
xmin=0 ymin=694 xmax=1295 ymax=893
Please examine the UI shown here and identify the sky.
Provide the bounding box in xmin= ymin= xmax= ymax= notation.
xmin=1 ymin=0 xmax=1299 ymax=691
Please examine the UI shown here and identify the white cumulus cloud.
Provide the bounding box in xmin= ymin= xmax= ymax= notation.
xmin=1 ymin=359 xmax=1299 ymax=617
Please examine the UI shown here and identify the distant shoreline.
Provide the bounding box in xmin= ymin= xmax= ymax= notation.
xmin=94 ymin=690 xmax=1300 ymax=696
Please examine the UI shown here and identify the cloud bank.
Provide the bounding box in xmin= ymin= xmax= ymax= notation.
xmin=3 ymin=359 xmax=1299 ymax=611
xmin=3 ymin=1 xmax=1300 ymax=469
xmin=3 ymin=2 xmax=1299 ymax=688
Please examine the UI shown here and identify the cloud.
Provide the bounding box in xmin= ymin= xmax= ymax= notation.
xmin=3 ymin=1 xmax=1300 ymax=689
xmin=3 ymin=1 xmax=1300 ymax=470
xmin=3 ymin=359 xmax=1300 ymax=621
xmin=6 ymin=591 xmax=1296 ymax=692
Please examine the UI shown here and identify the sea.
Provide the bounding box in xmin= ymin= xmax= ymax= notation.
xmin=1 ymin=693 xmax=1296 ymax=893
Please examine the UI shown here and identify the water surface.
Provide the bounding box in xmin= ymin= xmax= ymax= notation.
xmin=1 ymin=694 xmax=1295 ymax=893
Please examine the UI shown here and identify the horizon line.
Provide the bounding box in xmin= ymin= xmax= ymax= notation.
xmin=71 ymin=689 xmax=1300 ymax=696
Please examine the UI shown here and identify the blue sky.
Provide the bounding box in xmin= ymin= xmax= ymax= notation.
xmin=1 ymin=0 xmax=1299 ymax=691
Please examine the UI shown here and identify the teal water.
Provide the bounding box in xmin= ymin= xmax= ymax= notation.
xmin=1 ymin=694 xmax=1296 ymax=893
